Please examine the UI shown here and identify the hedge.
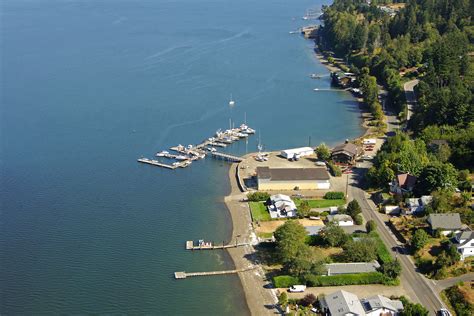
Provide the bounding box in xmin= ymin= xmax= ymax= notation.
xmin=247 ymin=192 xmax=270 ymax=202
xmin=273 ymin=272 xmax=385 ymax=288
xmin=273 ymin=275 xmax=300 ymax=288
xmin=327 ymin=161 xmax=342 ymax=177
xmin=304 ymin=272 xmax=385 ymax=287
xmin=324 ymin=191 xmax=345 ymax=200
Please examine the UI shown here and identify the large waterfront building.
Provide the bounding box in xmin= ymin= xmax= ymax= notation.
xmin=256 ymin=167 xmax=330 ymax=190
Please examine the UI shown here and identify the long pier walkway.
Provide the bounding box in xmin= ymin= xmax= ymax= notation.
xmin=185 ymin=240 xmax=249 ymax=250
xmin=210 ymin=151 xmax=243 ymax=162
xmin=174 ymin=266 xmax=256 ymax=279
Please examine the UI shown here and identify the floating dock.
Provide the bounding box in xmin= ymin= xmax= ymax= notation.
xmin=185 ymin=240 xmax=249 ymax=250
xmin=137 ymin=158 xmax=191 ymax=169
xmin=174 ymin=266 xmax=256 ymax=279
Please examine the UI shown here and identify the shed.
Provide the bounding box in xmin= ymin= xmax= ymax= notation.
xmin=280 ymin=147 xmax=314 ymax=159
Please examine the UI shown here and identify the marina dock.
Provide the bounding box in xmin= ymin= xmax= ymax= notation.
xmin=185 ymin=240 xmax=249 ymax=250
xmin=174 ymin=266 xmax=256 ymax=279
xmin=137 ymin=122 xmax=253 ymax=170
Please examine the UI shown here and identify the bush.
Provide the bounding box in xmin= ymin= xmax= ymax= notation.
xmin=366 ymin=220 xmax=377 ymax=233
xmin=354 ymin=214 xmax=363 ymax=225
xmin=324 ymin=191 xmax=345 ymax=199
xmin=300 ymin=294 xmax=317 ymax=307
xmin=304 ymin=272 xmax=384 ymax=286
xmin=273 ymin=275 xmax=300 ymax=288
xmin=247 ymin=192 xmax=270 ymax=202
xmin=327 ymin=161 xmax=342 ymax=177
xmin=445 ymin=285 xmax=474 ymax=316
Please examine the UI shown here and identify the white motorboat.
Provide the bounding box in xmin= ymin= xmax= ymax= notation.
xmin=156 ymin=150 xmax=169 ymax=157
xmin=175 ymin=155 xmax=189 ymax=160
xmin=229 ymin=94 xmax=235 ymax=106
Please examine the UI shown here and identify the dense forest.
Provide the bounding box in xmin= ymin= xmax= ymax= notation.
xmin=319 ymin=0 xmax=473 ymax=171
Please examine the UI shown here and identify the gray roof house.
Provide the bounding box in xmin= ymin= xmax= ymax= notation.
xmin=320 ymin=290 xmax=365 ymax=316
xmin=427 ymin=213 xmax=462 ymax=236
xmin=320 ymin=290 xmax=403 ymax=316
xmin=324 ymin=261 xmax=380 ymax=276
xmin=361 ymin=295 xmax=404 ymax=315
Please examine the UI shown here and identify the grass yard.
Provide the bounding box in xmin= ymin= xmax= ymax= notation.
xmin=249 ymin=202 xmax=271 ymax=222
xmin=294 ymin=198 xmax=345 ymax=208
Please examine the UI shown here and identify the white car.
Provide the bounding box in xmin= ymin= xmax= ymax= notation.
xmin=438 ymin=308 xmax=452 ymax=316
xmin=288 ymin=285 xmax=306 ymax=293
xmin=315 ymin=161 xmax=326 ymax=166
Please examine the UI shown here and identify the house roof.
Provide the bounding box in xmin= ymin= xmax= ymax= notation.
xmin=456 ymin=231 xmax=474 ymax=248
xmin=325 ymin=261 xmax=380 ymax=275
xmin=427 ymin=213 xmax=462 ymax=230
xmin=361 ymin=295 xmax=404 ymax=313
xmin=321 ymin=290 xmax=365 ymax=316
xmin=397 ymin=173 xmax=417 ymax=188
xmin=256 ymin=167 xmax=330 ymax=181
xmin=331 ymin=143 xmax=359 ymax=157
xmin=305 ymin=226 xmax=324 ymax=235
xmin=429 ymin=139 xmax=448 ymax=147
xmin=327 ymin=214 xmax=353 ymax=223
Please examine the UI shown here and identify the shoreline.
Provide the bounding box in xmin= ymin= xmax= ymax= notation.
xmin=222 ymin=39 xmax=376 ymax=316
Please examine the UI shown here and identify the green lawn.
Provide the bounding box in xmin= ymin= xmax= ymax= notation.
xmin=294 ymin=199 xmax=345 ymax=208
xmin=249 ymin=202 xmax=271 ymax=222
xmin=257 ymin=232 xmax=274 ymax=239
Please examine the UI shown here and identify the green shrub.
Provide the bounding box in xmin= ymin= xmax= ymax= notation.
xmin=273 ymin=275 xmax=300 ymax=288
xmin=445 ymin=285 xmax=474 ymax=316
xmin=304 ymin=272 xmax=384 ymax=286
xmin=324 ymin=192 xmax=345 ymax=200
xmin=327 ymin=161 xmax=342 ymax=177
xmin=354 ymin=214 xmax=363 ymax=225
xmin=247 ymin=192 xmax=270 ymax=201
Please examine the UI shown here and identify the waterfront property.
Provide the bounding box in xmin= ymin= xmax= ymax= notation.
xmin=256 ymin=167 xmax=330 ymax=191
xmin=427 ymin=213 xmax=462 ymax=236
xmin=266 ymin=194 xmax=297 ymax=219
xmin=319 ymin=290 xmax=404 ymax=316
xmin=331 ymin=142 xmax=360 ymax=164
xmin=280 ymin=147 xmax=314 ymax=160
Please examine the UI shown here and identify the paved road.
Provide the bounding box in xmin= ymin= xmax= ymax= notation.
xmin=435 ymin=272 xmax=474 ymax=290
xmin=347 ymin=169 xmax=445 ymax=314
xmin=404 ymin=79 xmax=419 ymax=121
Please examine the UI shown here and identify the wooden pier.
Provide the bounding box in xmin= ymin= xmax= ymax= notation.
xmin=174 ymin=266 xmax=256 ymax=279
xmin=211 ymin=152 xmax=243 ymax=162
xmin=185 ymin=240 xmax=249 ymax=250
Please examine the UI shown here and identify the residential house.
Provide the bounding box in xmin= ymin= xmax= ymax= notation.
xmin=256 ymin=167 xmax=330 ymax=190
xmin=427 ymin=213 xmax=462 ymax=236
xmin=331 ymin=142 xmax=360 ymax=164
xmin=390 ymin=173 xmax=417 ymax=195
xmin=319 ymin=290 xmax=403 ymax=316
xmin=327 ymin=214 xmax=354 ymax=226
xmin=403 ymin=195 xmax=432 ymax=215
xmin=324 ymin=261 xmax=380 ymax=276
xmin=454 ymin=230 xmax=474 ymax=260
xmin=331 ymin=72 xmax=356 ymax=88
xmin=266 ymin=194 xmax=297 ymax=219
xmin=361 ymin=295 xmax=404 ymax=316
xmin=320 ymin=290 xmax=365 ymax=316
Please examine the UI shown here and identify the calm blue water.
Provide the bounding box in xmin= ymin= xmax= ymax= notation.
xmin=0 ymin=0 xmax=363 ymax=314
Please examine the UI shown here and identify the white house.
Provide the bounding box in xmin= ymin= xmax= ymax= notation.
xmin=455 ymin=231 xmax=474 ymax=260
xmin=361 ymin=295 xmax=404 ymax=316
xmin=403 ymin=196 xmax=432 ymax=215
xmin=320 ymin=290 xmax=403 ymax=316
xmin=267 ymin=194 xmax=297 ymax=219
xmin=280 ymin=147 xmax=314 ymax=159
xmin=327 ymin=214 xmax=354 ymax=226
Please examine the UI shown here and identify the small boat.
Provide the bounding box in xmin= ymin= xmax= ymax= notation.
xmin=236 ymin=132 xmax=248 ymax=138
xmin=156 ymin=150 xmax=169 ymax=157
xmin=207 ymin=147 xmax=217 ymax=152
xmin=229 ymin=94 xmax=235 ymax=107
xmin=313 ymin=88 xmax=320 ymax=91
xmin=175 ymin=155 xmax=189 ymax=160
xmin=310 ymin=74 xmax=321 ymax=79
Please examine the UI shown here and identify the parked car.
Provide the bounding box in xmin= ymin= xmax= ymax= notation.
xmin=437 ymin=308 xmax=452 ymax=316
xmin=289 ymin=285 xmax=306 ymax=293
